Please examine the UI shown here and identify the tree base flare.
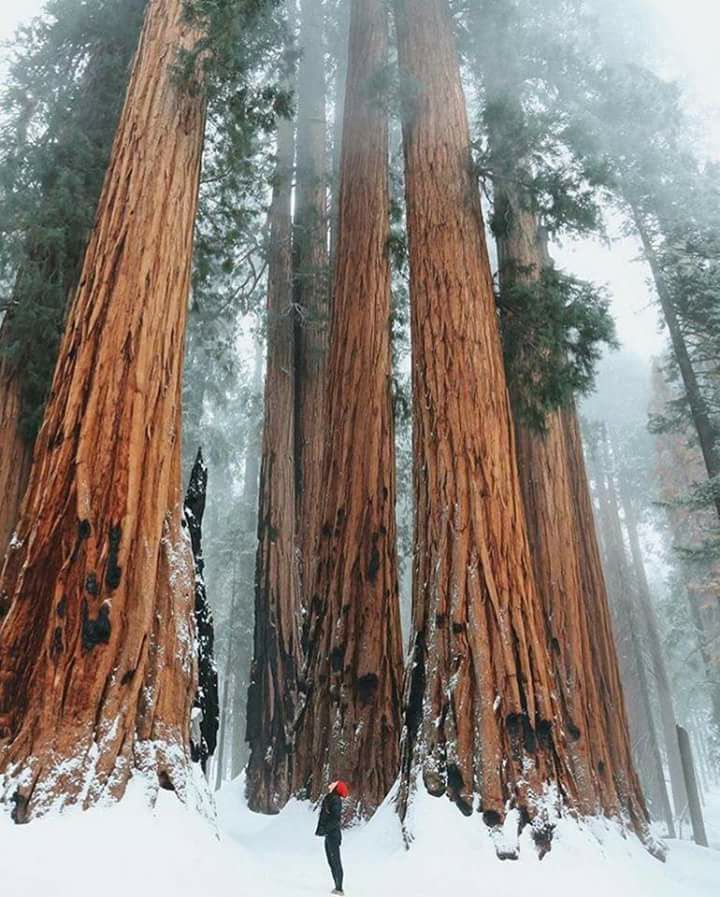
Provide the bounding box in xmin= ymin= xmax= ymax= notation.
xmin=1 ymin=733 xmax=214 ymax=824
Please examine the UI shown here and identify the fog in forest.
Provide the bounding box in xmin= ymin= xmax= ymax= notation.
xmin=1 ymin=0 xmax=720 ymax=892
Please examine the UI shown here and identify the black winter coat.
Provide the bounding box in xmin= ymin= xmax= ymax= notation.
xmin=315 ymin=793 xmax=342 ymax=837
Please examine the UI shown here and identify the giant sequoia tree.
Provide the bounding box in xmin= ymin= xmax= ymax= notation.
xmin=246 ymin=99 xmax=300 ymax=812
xmin=394 ymin=0 xmax=567 ymax=837
xmin=587 ymin=425 xmax=676 ymax=832
xmin=293 ymin=0 xmax=403 ymax=815
xmin=293 ymin=0 xmax=330 ymax=609
xmin=0 ymin=345 xmax=30 ymax=563
xmin=0 ymin=0 xmax=146 ymax=557
xmin=0 ymin=0 xmax=206 ymax=820
xmin=480 ymin=49 xmax=647 ymax=827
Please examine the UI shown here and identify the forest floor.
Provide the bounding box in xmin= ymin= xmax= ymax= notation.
xmin=2 ymin=774 xmax=719 ymax=896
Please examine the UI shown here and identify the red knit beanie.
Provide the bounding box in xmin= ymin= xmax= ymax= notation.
xmin=335 ymin=781 xmax=349 ymax=798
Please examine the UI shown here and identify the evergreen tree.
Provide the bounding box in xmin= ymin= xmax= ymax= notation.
xmin=0 ymin=0 xmax=147 ymax=555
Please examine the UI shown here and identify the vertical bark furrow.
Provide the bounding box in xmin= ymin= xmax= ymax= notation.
xmin=0 ymin=333 xmax=32 ymax=566
xmin=0 ymin=0 xmax=205 ymax=820
xmin=394 ymin=0 xmax=571 ymax=834
xmin=293 ymin=0 xmax=403 ymax=817
xmin=294 ymin=0 xmax=329 ymax=615
xmin=246 ymin=107 xmax=301 ymax=813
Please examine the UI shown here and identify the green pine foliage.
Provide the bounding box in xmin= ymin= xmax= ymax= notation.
xmin=0 ymin=0 xmax=147 ymax=440
xmin=498 ymin=267 xmax=617 ymax=431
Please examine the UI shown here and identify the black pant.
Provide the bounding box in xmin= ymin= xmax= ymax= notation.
xmin=324 ymin=831 xmax=343 ymax=890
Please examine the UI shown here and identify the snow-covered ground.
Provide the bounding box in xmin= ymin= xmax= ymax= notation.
xmin=2 ymin=776 xmax=720 ymax=897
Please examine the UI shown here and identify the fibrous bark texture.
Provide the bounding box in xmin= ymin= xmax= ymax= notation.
xmin=246 ymin=112 xmax=301 ymax=813
xmin=0 ymin=0 xmax=206 ymax=821
xmin=0 ymin=4 xmax=146 ymax=561
xmin=562 ymin=412 xmax=650 ymax=829
xmin=294 ymin=0 xmax=329 ymax=614
xmin=0 ymin=327 xmax=31 ymax=564
xmin=293 ymin=0 xmax=403 ymax=817
xmin=590 ymin=433 xmax=675 ymax=835
xmin=394 ymin=0 xmax=571 ymax=840
xmin=493 ymin=177 xmax=648 ymax=833
xmin=617 ymin=468 xmax=687 ymax=819
xmin=185 ymin=448 xmax=219 ymax=773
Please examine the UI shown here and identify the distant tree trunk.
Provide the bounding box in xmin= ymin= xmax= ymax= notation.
xmin=616 ymin=466 xmax=688 ymax=818
xmin=246 ymin=105 xmax=301 ymax=812
xmin=294 ymin=0 xmax=329 ymax=615
xmin=0 ymin=330 xmax=31 ymax=561
xmin=293 ymin=0 xmax=403 ymax=817
xmin=690 ymin=721 xmax=710 ymax=795
xmin=491 ymin=160 xmax=647 ymax=829
xmin=185 ymin=448 xmax=219 ymax=774
xmin=591 ymin=433 xmax=675 ymax=835
xmin=564 ymin=412 xmax=658 ymax=819
xmin=328 ymin=0 xmax=350 ymax=265
xmin=0 ymin=0 xmax=206 ymax=821
xmin=686 ymin=586 xmax=720 ymax=732
xmin=393 ymin=0 xmax=578 ymax=846
xmin=677 ymin=725 xmax=709 ymax=847
xmin=214 ymin=549 xmax=240 ymax=791
xmin=632 ymin=208 xmax=720 ymax=522
xmin=230 ymin=349 xmax=263 ymax=780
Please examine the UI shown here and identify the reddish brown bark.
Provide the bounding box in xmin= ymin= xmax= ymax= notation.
xmin=0 ymin=327 xmax=31 ymax=563
xmin=0 ymin=0 xmax=205 ymax=820
xmin=293 ymin=0 xmax=403 ymax=816
xmin=246 ymin=109 xmax=301 ymax=813
xmin=294 ymin=0 xmax=329 ymax=611
xmin=0 ymin=11 xmax=145 ymax=563
xmin=514 ymin=408 xmax=648 ymax=830
xmin=616 ymin=464 xmax=688 ymax=819
xmin=562 ymin=412 xmax=650 ymax=827
xmin=394 ymin=0 xmax=573 ymax=842
xmin=492 ymin=173 xmax=648 ymax=833
xmin=590 ymin=432 xmax=675 ymax=835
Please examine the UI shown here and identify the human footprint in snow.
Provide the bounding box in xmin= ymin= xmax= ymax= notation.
xmin=315 ymin=780 xmax=349 ymax=895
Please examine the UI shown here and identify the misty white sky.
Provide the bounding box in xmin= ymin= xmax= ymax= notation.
xmin=0 ymin=0 xmax=718 ymax=364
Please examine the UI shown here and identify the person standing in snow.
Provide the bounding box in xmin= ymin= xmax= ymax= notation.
xmin=315 ymin=780 xmax=349 ymax=895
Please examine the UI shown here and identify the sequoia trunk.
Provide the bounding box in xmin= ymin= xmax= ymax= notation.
xmin=493 ymin=171 xmax=647 ymax=830
xmin=0 ymin=331 xmax=31 ymax=561
xmin=591 ymin=434 xmax=675 ymax=834
xmin=246 ymin=108 xmax=301 ymax=813
xmin=0 ymin=4 xmax=145 ymax=560
xmin=0 ymin=0 xmax=205 ymax=820
xmin=394 ymin=0 xmax=573 ymax=843
xmin=562 ymin=412 xmax=650 ymax=823
xmin=616 ymin=467 xmax=688 ymax=819
xmin=293 ymin=0 xmax=403 ymax=816
xmin=294 ymin=0 xmax=329 ymax=613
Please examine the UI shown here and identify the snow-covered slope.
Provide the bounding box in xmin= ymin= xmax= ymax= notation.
xmin=2 ymin=776 xmax=719 ymax=897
